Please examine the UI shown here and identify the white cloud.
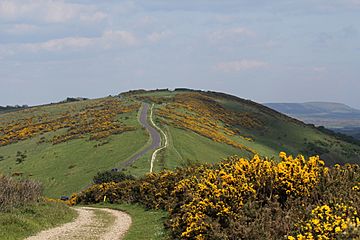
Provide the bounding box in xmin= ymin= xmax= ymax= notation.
xmin=80 ymin=11 xmax=107 ymax=22
xmin=137 ymin=16 xmax=156 ymax=26
xmin=215 ymin=60 xmax=268 ymax=72
xmin=230 ymin=28 xmax=255 ymax=36
xmin=0 ymin=1 xmax=33 ymax=19
xmin=0 ymin=0 xmax=107 ymax=23
xmin=146 ymin=31 xmax=171 ymax=43
xmin=4 ymin=24 xmax=39 ymax=35
xmin=102 ymin=30 xmax=139 ymax=47
xmin=43 ymin=2 xmax=80 ymax=23
xmin=0 ymin=30 xmax=139 ymax=54
xmin=210 ymin=27 xmax=255 ymax=41
xmin=0 ymin=47 xmax=14 ymax=59
xmin=312 ymin=66 xmax=327 ymax=73
xmin=22 ymin=37 xmax=94 ymax=52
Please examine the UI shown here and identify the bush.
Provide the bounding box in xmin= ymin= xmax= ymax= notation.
xmin=93 ymin=169 xmax=135 ymax=184
xmin=0 ymin=174 xmax=42 ymax=211
xmin=77 ymin=153 xmax=360 ymax=239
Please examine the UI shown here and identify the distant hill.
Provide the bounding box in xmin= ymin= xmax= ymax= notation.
xmin=1 ymin=90 xmax=360 ymax=197
xmin=265 ymin=102 xmax=360 ymax=116
xmin=265 ymin=102 xmax=360 ymax=139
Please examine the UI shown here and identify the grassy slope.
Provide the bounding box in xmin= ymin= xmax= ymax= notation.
xmin=218 ymin=96 xmax=360 ymax=165
xmin=0 ymin=99 xmax=148 ymax=197
xmin=0 ymin=129 xmax=147 ymax=197
xmin=130 ymin=90 xmax=252 ymax=173
xmin=161 ymin=126 xmax=249 ymax=167
xmin=132 ymin=90 xmax=360 ymax=165
xmin=0 ymin=202 xmax=76 ymax=240
xmin=125 ymin=125 xmax=248 ymax=176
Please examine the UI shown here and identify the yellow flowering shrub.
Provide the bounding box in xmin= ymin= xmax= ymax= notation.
xmin=76 ymin=152 xmax=359 ymax=239
xmin=44 ymin=193 xmax=78 ymax=206
xmin=276 ymin=152 xmax=328 ymax=197
xmin=167 ymin=153 xmax=330 ymax=238
xmin=288 ymin=203 xmax=360 ymax=239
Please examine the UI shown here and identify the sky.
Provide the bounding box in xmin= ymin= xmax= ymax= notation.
xmin=0 ymin=0 xmax=359 ymax=108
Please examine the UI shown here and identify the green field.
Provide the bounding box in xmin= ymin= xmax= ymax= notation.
xmin=0 ymin=130 xmax=148 ymax=197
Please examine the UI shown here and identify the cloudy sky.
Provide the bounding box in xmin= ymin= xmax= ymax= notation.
xmin=0 ymin=1 xmax=359 ymax=108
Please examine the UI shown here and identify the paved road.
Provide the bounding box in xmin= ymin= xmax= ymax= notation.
xmin=123 ymin=103 xmax=161 ymax=167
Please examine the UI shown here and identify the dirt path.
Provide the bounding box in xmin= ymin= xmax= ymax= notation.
xmin=26 ymin=207 xmax=131 ymax=240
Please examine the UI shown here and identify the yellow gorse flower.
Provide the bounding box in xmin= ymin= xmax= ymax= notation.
xmin=289 ymin=203 xmax=359 ymax=239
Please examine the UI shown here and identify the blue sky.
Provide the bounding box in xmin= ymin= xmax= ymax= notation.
xmin=0 ymin=0 xmax=359 ymax=108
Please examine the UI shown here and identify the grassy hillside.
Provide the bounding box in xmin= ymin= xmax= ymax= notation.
xmin=1 ymin=89 xmax=360 ymax=198
xmin=0 ymin=97 xmax=148 ymax=197
xmin=132 ymin=89 xmax=360 ymax=165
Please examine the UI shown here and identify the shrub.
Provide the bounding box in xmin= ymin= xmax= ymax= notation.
xmin=15 ymin=151 xmax=27 ymax=164
xmin=288 ymin=203 xmax=360 ymax=239
xmin=0 ymin=174 xmax=42 ymax=211
xmin=76 ymin=153 xmax=360 ymax=239
xmin=93 ymin=170 xmax=135 ymax=184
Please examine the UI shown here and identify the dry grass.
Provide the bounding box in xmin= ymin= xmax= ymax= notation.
xmin=0 ymin=174 xmax=42 ymax=211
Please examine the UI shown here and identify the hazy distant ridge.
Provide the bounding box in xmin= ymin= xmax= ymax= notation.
xmin=265 ymin=102 xmax=360 ymax=139
xmin=265 ymin=102 xmax=360 ymax=116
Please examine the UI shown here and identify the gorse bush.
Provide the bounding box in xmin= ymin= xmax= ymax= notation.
xmin=289 ymin=203 xmax=360 ymax=240
xmin=75 ymin=153 xmax=360 ymax=239
xmin=0 ymin=174 xmax=42 ymax=211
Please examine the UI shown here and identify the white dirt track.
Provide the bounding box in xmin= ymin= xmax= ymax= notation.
xmin=26 ymin=207 xmax=131 ymax=240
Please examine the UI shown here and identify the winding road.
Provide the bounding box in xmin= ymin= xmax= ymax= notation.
xmin=123 ymin=103 xmax=162 ymax=167
xmin=149 ymin=104 xmax=169 ymax=172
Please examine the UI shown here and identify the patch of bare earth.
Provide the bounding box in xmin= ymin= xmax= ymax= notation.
xmin=26 ymin=207 xmax=132 ymax=240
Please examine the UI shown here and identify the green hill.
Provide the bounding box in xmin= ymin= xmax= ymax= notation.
xmin=1 ymin=89 xmax=359 ymax=197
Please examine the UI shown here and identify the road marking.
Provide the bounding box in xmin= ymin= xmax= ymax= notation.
xmin=149 ymin=104 xmax=168 ymax=173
